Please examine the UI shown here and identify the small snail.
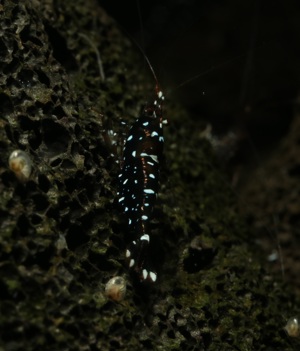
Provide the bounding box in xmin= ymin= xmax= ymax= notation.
xmin=8 ymin=149 xmax=32 ymax=182
xmin=105 ymin=276 xmax=126 ymax=302
xmin=284 ymin=317 xmax=300 ymax=338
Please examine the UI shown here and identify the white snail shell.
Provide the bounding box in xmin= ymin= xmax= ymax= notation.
xmin=105 ymin=276 xmax=126 ymax=302
xmin=284 ymin=317 xmax=300 ymax=338
xmin=8 ymin=149 xmax=32 ymax=182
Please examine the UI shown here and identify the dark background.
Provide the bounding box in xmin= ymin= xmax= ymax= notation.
xmin=101 ymin=2 xmax=300 ymax=285
xmin=101 ymin=0 xmax=300 ymax=156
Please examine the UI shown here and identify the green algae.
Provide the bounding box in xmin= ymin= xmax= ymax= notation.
xmin=0 ymin=0 xmax=299 ymax=350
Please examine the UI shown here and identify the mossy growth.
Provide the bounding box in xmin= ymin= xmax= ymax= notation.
xmin=0 ymin=0 xmax=299 ymax=350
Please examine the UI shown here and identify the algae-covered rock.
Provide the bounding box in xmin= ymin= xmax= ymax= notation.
xmin=0 ymin=1 xmax=299 ymax=350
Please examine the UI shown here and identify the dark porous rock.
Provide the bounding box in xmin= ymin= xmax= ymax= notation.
xmin=0 ymin=1 xmax=299 ymax=350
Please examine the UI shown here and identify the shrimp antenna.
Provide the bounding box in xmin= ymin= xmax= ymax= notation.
xmin=141 ymin=50 xmax=160 ymax=92
xmin=172 ymin=54 xmax=246 ymax=92
xmin=172 ymin=36 xmax=273 ymax=94
xmin=135 ymin=0 xmax=145 ymax=56
xmin=118 ymin=23 xmax=160 ymax=92
xmin=130 ymin=33 xmax=160 ymax=92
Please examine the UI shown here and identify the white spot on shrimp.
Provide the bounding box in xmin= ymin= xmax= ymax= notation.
xmin=143 ymin=121 xmax=149 ymax=127
xmin=144 ymin=189 xmax=155 ymax=194
xmin=149 ymin=155 xmax=158 ymax=163
xmin=142 ymin=269 xmax=148 ymax=280
xmin=119 ymin=197 xmax=125 ymax=202
xmin=129 ymin=259 xmax=135 ymax=268
xmin=149 ymin=174 xmax=155 ymax=179
xmin=149 ymin=271 xmax=157 ymax=282
xmin=127 ymin=135 xmax=133 ymax=141
xmin=141 ymin=215 xmax=148 ymax=221
xmin=140 ymin=234 xmax=149 ymax=241
xmin=126 ymin=249 xmax=131 ymax=258
xmin=132 ymin=151 xmax=136 ymax=157
xmin=151 ymin=131 xmax=159 ymax=137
